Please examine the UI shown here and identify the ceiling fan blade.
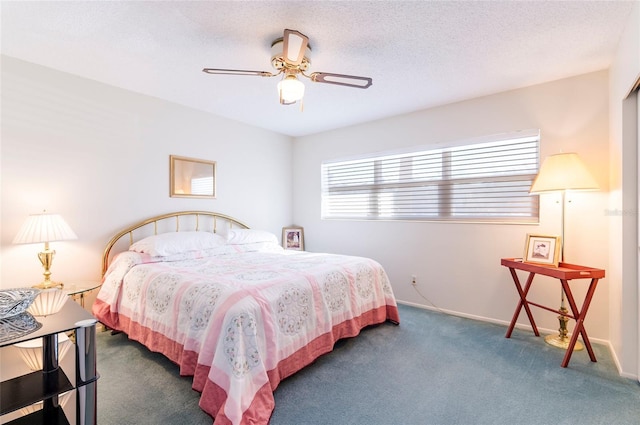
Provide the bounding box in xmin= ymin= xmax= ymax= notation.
xmin=202 ymin=68 xmax=275 ymax=77
xmin=282 ymin=29 xmax=309 ymax=66
xmin=310 ymin=72 xmax=372 ymax=89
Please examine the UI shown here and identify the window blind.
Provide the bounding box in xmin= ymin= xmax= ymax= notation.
xmin=321 ymin=133 xmax=540 ymax=223
xmin=190 ymin=176 xmax=214 ymax=196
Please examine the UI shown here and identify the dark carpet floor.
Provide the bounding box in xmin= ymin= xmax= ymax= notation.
xmin=96 ymin=304 xmax=640 ymax=424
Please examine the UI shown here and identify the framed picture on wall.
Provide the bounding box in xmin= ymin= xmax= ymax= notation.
xmin=282 ymin=226 xmax=304 ymax=251
xmin=523 ymin=234 xmax=562 ymax=267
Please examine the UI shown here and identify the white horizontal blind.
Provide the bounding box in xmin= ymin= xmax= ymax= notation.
xmin=191 ymin=176 xmax=214 ymax=196
xmin=321 ymin=133 xmax=540 ymax=222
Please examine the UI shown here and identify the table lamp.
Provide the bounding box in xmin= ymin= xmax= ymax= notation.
xmin=13 ymin=211 xmax=78 ymax=289
xmin=529 ymin=152 xmax=599 ymax=349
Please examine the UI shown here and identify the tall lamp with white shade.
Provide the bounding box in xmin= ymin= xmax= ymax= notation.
xmin=529 ymin=152 xmax=599 ymax=349
xmin=13 ymin=211 xmax=78 ymax=289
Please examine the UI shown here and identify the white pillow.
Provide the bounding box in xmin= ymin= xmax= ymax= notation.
xmin=226 ymin=229 xmax=278 ymax=245
xmin=232 ymin=241 xmax=284 ymax=253
xmin=130 ymin=231 xmax=226 ymax=257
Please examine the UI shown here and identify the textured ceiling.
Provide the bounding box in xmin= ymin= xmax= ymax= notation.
xmin=0 ymin=1 xmax=635 ymax=137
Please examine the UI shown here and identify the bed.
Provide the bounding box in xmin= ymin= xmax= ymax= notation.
xmin=92 ymin=211 xmax=400 ymax=425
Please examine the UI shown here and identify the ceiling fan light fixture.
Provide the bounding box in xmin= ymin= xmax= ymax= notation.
xmin=277 ymin=74 xmax=305 ymax=103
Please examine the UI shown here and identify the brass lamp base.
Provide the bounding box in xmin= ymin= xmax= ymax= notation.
xmin=32 ymin=244 xmax=65 ymax=290
xmin=544 ymin=334 xmax=584 ymax=351
xmin=32 ymin=281 xmax=64 ymax=290
xmin=545 ymin=304 xmax=583 ymax=351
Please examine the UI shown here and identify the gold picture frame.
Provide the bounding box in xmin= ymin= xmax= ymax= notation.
xmin=523 ymin=234 xmax=562 ymax=267
xmin=170 ymin=155 xmax=216 ymax=199
xmin=282 ymin=226 xmax=304 ymax=251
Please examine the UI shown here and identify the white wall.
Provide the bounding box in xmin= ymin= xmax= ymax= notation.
xmin=3 ymin=36 xmax=635 ymax=375
xmin=608 ymin=2 xmax=640 ymax=378
xmin=293 ymin=71 xmax=610 ymax=340
xmin=1 ymin=56 xmax=293 ymax=289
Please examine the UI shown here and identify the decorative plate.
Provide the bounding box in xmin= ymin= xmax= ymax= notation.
xmin=0 ymin=311 xmax=42 ymax=343
xmin=0 ymin=288 xmax=41 ymax=319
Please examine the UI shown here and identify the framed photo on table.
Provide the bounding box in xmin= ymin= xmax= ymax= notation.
xmin=282 ymin=226 xmax=304 ymax=251
xmin=523 ymin=234 xmax=562 ymax=267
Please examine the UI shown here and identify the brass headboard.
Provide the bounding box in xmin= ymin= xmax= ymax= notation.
xmin=102 ymin=211 xmax=250 ymax=277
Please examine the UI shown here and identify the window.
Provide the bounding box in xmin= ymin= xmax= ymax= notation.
xmin=321 ymin=131 xmax=540 ymax=223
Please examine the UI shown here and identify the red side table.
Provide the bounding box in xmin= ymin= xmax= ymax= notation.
xmin=501 ymin=258 xmax=605 ymax=367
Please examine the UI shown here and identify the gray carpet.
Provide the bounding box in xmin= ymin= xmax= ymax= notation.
xmin=96 ymin=304 xmax=640 ymax=424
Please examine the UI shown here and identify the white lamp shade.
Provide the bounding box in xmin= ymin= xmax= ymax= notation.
xmin=19 ymin=390 xmax=72 ymax=416
xmin=27 ymin=289 xmax=68 ymax=316
xmin=530 ymin=152 xmax=599 ymax=194
xmin=13 ymin=212 xmax=77 ymax=244
xmin=277 ymin=75 xmax=305 ymax=103
xmin=14 ymin=332 xmax=72 ymax=371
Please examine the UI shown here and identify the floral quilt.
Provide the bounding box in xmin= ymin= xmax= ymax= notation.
xmin=92 ymin=246 xmax=399 ymax=424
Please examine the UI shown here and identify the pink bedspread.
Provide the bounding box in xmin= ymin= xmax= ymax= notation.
xmin=93 ymin=247 xmax=399 ymax=424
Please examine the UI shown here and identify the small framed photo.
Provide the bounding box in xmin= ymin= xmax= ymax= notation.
xmin=523 ymin=234 xmax=562 ymax=267
xmin=282 ymin=226 xmax=304 ymax=251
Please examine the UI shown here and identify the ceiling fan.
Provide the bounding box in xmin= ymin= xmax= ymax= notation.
xmin=202 ymin=29 xmax=373 ymax=106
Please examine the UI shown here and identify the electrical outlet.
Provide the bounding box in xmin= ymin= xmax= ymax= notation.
xmin=411 ymin=275 xmax=417 ymax=286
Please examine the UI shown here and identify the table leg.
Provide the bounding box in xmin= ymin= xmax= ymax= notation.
xmin=506 ymin=269 xmax=539 ymax=338
xmin=42 ymin=333 xmax=61 ymax=414
xmin=560 ymin=278 xmax=599 ymax=367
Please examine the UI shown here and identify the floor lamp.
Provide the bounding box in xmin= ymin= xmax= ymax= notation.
xmin=529 ymin=152 xmax=599 ymax=350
